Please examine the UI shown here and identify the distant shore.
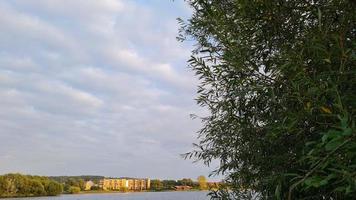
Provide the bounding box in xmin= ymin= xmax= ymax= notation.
xmin=74 ymin=189 xmax=203 ymax=195
xmin=0 ymin=174 xmax=217 ymax=199
xmin=0 ymin=190 xmax=206 ymax=199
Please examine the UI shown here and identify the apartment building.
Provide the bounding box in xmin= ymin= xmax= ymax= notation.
xmin=99 ymin=178 xmax=150 ymax=191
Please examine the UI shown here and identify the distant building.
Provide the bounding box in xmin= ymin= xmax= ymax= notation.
xmin=84 ymin=181 xmax=95 ymax=191
xmin=99 ymin=178 xmax=150 ymax=191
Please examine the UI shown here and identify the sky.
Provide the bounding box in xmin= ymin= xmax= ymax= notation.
xmin=0 ymin=0 xmax=221 ymax=181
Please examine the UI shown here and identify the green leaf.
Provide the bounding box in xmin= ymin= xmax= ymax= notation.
xmin=323 ymin=58 xmax=331 ymax=63
xmin=322 ymin=130 xmax=342 ymax=143
xmin=340 ymin=116 xmax=348 ymax=129
xmin=342 ymin=128 xmax=353 ymax=136
xmin=319 ymin=179 xmax=328 ymax=186
xmin=325 ymin=138 xmax=343 ymax=151
xmin=274 ymin=184 xmax=281 ymax=200
xmin=345 ymin=185 xmax=352 ymax=194
xmin=304 ymin=176 xmax=323 ymax=188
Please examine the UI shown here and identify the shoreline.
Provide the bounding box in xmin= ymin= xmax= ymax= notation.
xmin=0 ymin=190 xmax=210 ymax=199
xmin=72 ymin=189 xmax=205 ymax=195
xmin=0 ymin=190 xmax=208 ymax=199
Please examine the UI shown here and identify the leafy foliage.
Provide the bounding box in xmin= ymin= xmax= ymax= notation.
xmin=68 ymin=186 xmax=81 ymax=194
xmin=180 ymin=0 xmax=355 ymax=199
xmin=0 ymin=173 xmax=63 ymax=197
xmin=178 ymin=178 xmax=195 ymax=187
xmin=49 ymin=175 xmax=104 ymax=183
xmin=198 ymin=175 xmax=208 ymax=190
xmin=151 ymin=178 xmax=209 ymax=191
xmin=151 ymin=179 xmax=164 ymax=191
xmin=161 ymin=180 xmax=179 ymax=190
xmin=49 ymin=176 xmax=91 ymax=193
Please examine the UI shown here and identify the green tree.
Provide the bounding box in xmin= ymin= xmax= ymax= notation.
xmin=90 ymin=186 xmax=101 ymax=191
xmin=180 ymin=0 xmax=356 ymax=199
xmin=64 ymin=178 xmax=76 ymax=190
xmin=150 ymin=179 xmax=163 ymax=191
xmin=77 ymin=179 xmax=85 ymax=191
xmin=0 ymin=176 xmax=5 ymax=196
xmin=68 ymin=186 xmax=81 ymax=194
xmin=29 ymin=180 xmax=46 ymax=196
xmin=63 ymin=178 xmax=85 ymax=192
xmin=197 ymin=176 xmax=207 ymax=190
xmin=161 ymin=180 xmax=177 ymax=190
xmin=0 ymin=174 xmax=62 ymax=197
xmin=46 ymin=181 xmax=63 ymax=196
xmin=178 ymin=178 xmax=194 ymax=186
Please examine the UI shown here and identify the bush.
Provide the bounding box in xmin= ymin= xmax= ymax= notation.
xmin=46 ymin=181 xmax=63 ymax=196
xmin=68 ymin=186 xmax=81 ymax=194
xmin=90 ymin=186 xmax=101 ymax=191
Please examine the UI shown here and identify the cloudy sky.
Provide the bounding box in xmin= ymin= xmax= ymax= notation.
xmin=0 ymin=0 xmax=219 ymax=180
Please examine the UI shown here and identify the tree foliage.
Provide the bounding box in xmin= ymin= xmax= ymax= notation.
xmin=0 ymin=173 xmax=63 ymax=197
xmin=161 ymin=180 xmax=178 ymax=190
xmin=68 ymin=186 xmax=81 ymax=194
xmin=198 ymin=175 xmax=208 ymax=190
xmin=51 ymin=177 xmax=86 ymax=193
xmin=49 ymin=175 xmax=104 ymax=184
xmin=180 ymin=0 xmax=355 ymax=199
xmin=151 ymin=179 xmax=204 ymax=190
xmin=151 ymin=179 xmax=163 ymax=191
xmin=178 ymin=178 xmax=195 ymax=186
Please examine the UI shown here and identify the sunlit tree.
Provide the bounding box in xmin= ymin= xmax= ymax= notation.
xmin=197 ymin=176 xmax=207 ymax=190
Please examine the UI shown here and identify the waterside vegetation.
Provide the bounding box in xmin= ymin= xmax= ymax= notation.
xmin=0 ymin=174 xmax=219 ymax=198
xmin=150 ymin=176 xmax=218 ymax=191
xmin=0 ymin=173 xmax=63 ymax=198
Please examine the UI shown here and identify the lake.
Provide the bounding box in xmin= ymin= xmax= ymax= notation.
xmin=1 ymin=191 xmax=210 ymax=200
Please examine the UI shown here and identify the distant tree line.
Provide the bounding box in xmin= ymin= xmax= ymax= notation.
xmin=49 ymin=176 xmax=103 ymax=194
xmin=150 ymin=176 xmax=220 ymax=191
xmin=0 ymin=173 xmax=63 ymax=197
xmin=0 ymin=174 xmax=219 ymax=196
xmin=49 ymin=175 xmax=104 ymax=183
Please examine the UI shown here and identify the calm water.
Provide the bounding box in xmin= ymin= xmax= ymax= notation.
xmin=1 ymin=191 xmax=209 ymax=200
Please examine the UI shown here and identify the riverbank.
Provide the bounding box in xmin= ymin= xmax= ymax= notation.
xmin=0 ymin=190 xmax=210 ymax=199
xmin=74 ymin=189 xmax=204 ymax=195
xmin=0 ymin=173 xmax=215 ymax=199
xmin=3 ymin=191 xmax=210 ymax=200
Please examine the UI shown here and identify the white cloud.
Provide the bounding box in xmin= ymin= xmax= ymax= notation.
xmin=0 ymin=54 xmax=38 ymax=71
xmin=11 ymin=0 xmax=124 ymax=18
xmin=34 ymin=81 xmax=103 ymax=108
xmin=106 ymin=48 xmax=197 ymax=90
xmin=0 ymin=0 xmax=220 ymax=180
